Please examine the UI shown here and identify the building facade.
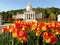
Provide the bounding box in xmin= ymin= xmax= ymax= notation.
xmin=57 ymin=14 xmax=60 ymax=21
xmin=0 ymin=15 xmax=2 ymax=24
xmin=13 ymin=3 xmax=42 ymax=22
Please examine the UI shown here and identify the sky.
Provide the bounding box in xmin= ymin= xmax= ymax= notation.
xmin=0 ymin=0 xmax=60 ymax=12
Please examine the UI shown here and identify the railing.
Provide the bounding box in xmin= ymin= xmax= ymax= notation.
xmin=37 ymin=18 xmax=56 ymax=22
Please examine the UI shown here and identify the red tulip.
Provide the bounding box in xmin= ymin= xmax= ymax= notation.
xmin=2 ymin=27 xmax=8 ymax=32
xmin=50 ymin=37 xmax=58 ymax=44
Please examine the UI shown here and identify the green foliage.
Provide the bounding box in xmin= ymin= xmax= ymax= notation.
xmin=49 ymin=13 xmax=56 ymax=19
xmin=0 ymin=7 xmax=60 ymax=21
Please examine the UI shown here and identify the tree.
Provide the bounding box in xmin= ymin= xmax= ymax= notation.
xmin=49 ymin=13 xmax=56 ymax=19
xmin=1 ymin=11 xmax=5 ymax=20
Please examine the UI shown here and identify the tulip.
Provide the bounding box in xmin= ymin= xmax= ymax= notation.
xmin=2 ymin=27 xmax=8 ymax=32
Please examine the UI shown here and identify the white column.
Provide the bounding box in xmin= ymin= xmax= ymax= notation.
xmin=31 ymin=14 xmax=32 ymax=19
xmin=28 ymin=14 xmax=30 ymax=19
xmin=32 ymin=14 xmax=33 ymax=20
xmin=34 ymin=14 xmax=35 ymax=19
xmin=33 ymin=14 xmax=34 ymax=19
xmin=27 ymin=14 xmax=29 ymax=19
xmin=30 ymin=14 xmax=31 ymax=20
xmin=27 ymin=15 xmax=29 ymax=19
xmin=28 ymin=14 xmax=29 ymax=20
xmin=27 ymin=14 xmax=28 ymax=19
xmin=29 ymin=14 xmax=30 ymax=19
xmin=26 ymin=14 xmax=27 ymax=20
xmin=26 ymin=14 xmax=27 ymax=19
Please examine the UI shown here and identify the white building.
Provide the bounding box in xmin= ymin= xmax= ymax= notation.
xmin=57 ymin=14 xmax=60 ymax=21
xmin=0 ymin=15 xmax=2 ymax=24
xmin=13 ymin=3 xmax=42 ymax=22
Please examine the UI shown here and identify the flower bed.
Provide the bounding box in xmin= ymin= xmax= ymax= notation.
xmin=1 ymin=20 xmax=60 ymax=45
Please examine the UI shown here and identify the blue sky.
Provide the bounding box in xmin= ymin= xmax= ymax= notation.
xmin=0 ymin=0 xmax=60 ymax=12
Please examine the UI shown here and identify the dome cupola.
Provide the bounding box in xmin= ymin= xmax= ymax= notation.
xmin=26 ymin=3 xmax=32 ymax=11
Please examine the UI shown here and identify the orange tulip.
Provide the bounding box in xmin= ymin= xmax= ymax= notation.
xmin=36 ymin=30 xmax=41 ymax=36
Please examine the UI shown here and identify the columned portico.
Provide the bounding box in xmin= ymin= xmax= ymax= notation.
xmin=24 ymin=11 xmax=36 ymax=22
xmin=13 ymin=3 xmax=42 ymax=22
xmin=23 ymin=3 xmax=36 ymax=22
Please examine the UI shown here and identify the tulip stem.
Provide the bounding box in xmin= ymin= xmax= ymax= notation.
xmin=11 ymin=38 xmax=14 ymax=45
xmin=22 ymin=43 xmax=24 ymax=45
xmin=43 ymin=39 xmax=46 ymax=45
xmin=36 ymin=36 xmax=39 ymax=45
